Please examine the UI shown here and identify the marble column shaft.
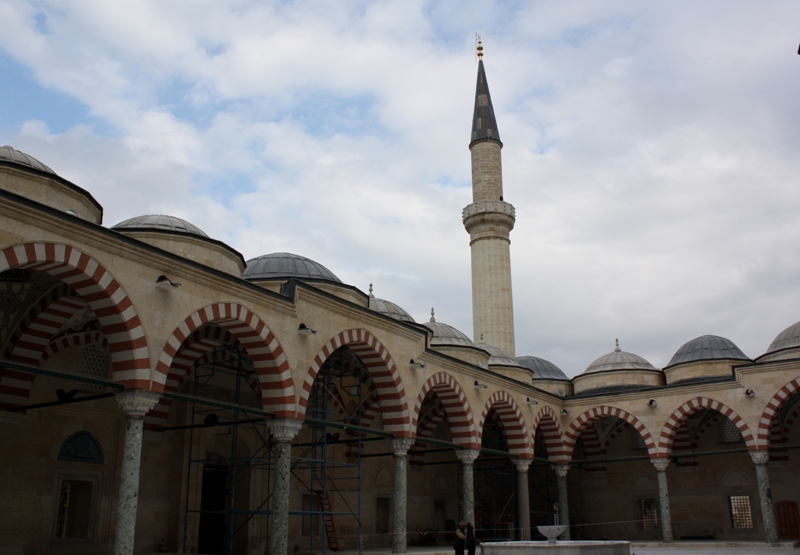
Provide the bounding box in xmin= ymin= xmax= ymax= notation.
xmin=114 ymin=391 xmax=159 ymax=555
xmin=267 ymin=419 xmax=303 ymax=555
xmin=652 ymin=458 xmax=673 ymax=543
xmin=457 ymin=450 xmax=480 ymax=524
xmin=514 ymin=459 xmax=532 ymax=540
xmin=750 ymin=450 xmax=778 ymax=545
xmin=554 ymin=464 xmax=571 ymax=541
xmin=391 ymin=438 xmax=414 ymax=554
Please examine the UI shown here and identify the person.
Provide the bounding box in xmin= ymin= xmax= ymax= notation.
xmin=465 ymin=521 xmax=477 ymax=555
xmin=453 ymin=521 xmax=466 ymax=555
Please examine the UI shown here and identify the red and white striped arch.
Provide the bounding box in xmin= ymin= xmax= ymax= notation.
xmin=413 ymin=372 xmax=478 ymax=449
xmin=154 ymin=303 xmax=294 ymax=416
xmin=478 ymin=391 xmax=532 ymax=458
xmin=0 ymin=243 xmax=149 ymax=388
xmin=565 ymin=406 xmax=656 ymax=461
xmin=301 ymin=329 xmax=411 ymax=437
xmin=758 ymin=378 xmax=800 ymax=450
xmin=410 ymin=403 xmax=448 ymax=465
xmin=533 ymin=406 xmax=567 ymax=462
xmin=43 ymin=331 xmax=108 ymax=363
xmin=659 ymin=397 xmax=755 ymax=456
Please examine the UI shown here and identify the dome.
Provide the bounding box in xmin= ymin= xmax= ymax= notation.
xmin=476 ymin=343 xmax=521 ymax=367
xmin=242 ymin=252 xmax=341 ymax=283
xmin=112 ymin=214 xmax=208 ymax=237
xmin=765 ymin=321 xmax=800 ymax=355
xmin=368 ymin=286 xmax=415 ymax=323
xmin=516 ymin=356 xmax=569 ymax=380
xmin=666 ymin=335 xmax=750 ymax=368
xmin=584 ymin=341 xmax=657 ymax=374
xmin=0 ymin=145 xmax=55 ymax=174
xmin=423 ymin=310 xmax=474 ymax=347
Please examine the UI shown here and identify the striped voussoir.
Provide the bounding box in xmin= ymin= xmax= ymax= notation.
xmin=0 ymin=243 xmax=149 ymax=390
xmin=153 ymin=303 xmax=294 ymax=417
xmin=0 ymin=286 xmax=83 ymax=408
xmin=301 ymin=329 xmax=411 ymax=436
xmin=533 ymin=406 xmax=567 ymax=463
xmin=578 ymin=425 xmax=605 ymax=471
xmin=478 ymin=391 xmax=531 ymax=458
xmin=43 ymin=331 xmax=108 ymax=362
xmin=758 ymin=379 xmax=800 ymax=450
xmin=671 ymin=423 xmax=699 ymax=467
xmin=659 ymin=397 xmax=755 ymax=456
xmin=413 ymin=372 xmax=478 ymax=449
xmin=344 ymin=390 xmax=381 ymax=459
xmin=565 ymin=406 xmax=655 ymax=462
xmin=768 ymin=407 xmax=796 ymax=462
xmin=410 ymin=402 xmax=448 ymax=465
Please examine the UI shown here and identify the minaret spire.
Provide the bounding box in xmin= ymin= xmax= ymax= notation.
xmin=463 ymin=39 xmax=517 ymax=356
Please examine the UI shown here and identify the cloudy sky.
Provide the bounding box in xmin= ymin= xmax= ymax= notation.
xmin=1 ymin=1 xmax=799 ymax=377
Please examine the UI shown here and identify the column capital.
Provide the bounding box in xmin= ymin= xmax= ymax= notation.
xmin=514 ymin=458 xmax=532 ymax=473
xmin=554 ymin=464 xmax=570 ymax=478
xmin=389 ymin=437 xmax=414 ymax=457
xmin=267 ymin=418 xmax=303 ymax=443
xmin=116 ymin=390 xmax=159 ymax=417
xmin=456 ymin=449 xmax=480 ymax=465
xmin=652 ymin=458 xmax=670 ymax=472
xmin=749 ymin=450 xmax=770 ymax=465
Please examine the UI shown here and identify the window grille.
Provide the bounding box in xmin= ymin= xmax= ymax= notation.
xmin=720 ymin=417 xmax=743 ymax=444
xmin=630 ymin=427 xmax=647 ymax=450
xmin=639 ymin=498 xmax=659 ymax=529
xmin=729 ymin=495 xmax=754 ymax=528
xmin=77 ymin=344 xmax=106 ymax=393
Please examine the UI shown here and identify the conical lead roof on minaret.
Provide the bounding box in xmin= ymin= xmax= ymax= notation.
xmin=470 ymin=44 xmax=501 ymax=146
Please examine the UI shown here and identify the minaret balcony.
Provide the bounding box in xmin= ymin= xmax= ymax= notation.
xmin=462 ymin=200 xmax=516 ymax=238
xmin=462 ymin=199 xmax=516 ymax=223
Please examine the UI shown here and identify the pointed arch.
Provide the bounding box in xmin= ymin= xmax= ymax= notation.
xmin=478 ymin=391 xmax=531 ymax=458
xmin=565 ymin=406 xmax=656 ymax=462
xmin=43 ymin=331 xmax=108 ymax=362
xmin=758 ymin=378 xmax=800 ymax=449
xmin=302 ymin=329 xmax=411 ymax=437
xmin=532 ymin=406 xmax=567 ymax=462
xmin=0 ymin=243 xmax=149 ymax=388
xmin=412 ymin=372 xmax=478 ymax=448
xmin=154 ymin=303 xmax=294 ymax=416
xmin=659 ymin=397 xmax=755 ymax=456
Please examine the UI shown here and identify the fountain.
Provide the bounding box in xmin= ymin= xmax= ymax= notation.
xmin=479 ymin=525 xmax=630 ymax=555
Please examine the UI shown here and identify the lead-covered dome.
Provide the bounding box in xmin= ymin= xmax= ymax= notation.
xmin=0 ymin=145 xmax=55 ymax=174
xmin=517 ymin=356 xmax=568 ymax=380
xmin=368 ymin=285 xmax=415 ymax=323
xmin=665 ymin=335 xmax=749 ymax=368
xmin=112 ymin=215 xmax=208 ymax=237
xmin=422 ymin=310 xmax=474 ymax=347
xmin=765 ymin=321 xmax=800 ymax=355
xmin=584 ymin=342 xmax=657 ymax=374
xmin=243 ymin=253 xmax=341 ymax=283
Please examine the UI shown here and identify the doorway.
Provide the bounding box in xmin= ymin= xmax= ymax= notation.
xmin=777 ymin=501 xmax=799 ymax=539
xmin=198 ymin=463 xmax=228 ymax=554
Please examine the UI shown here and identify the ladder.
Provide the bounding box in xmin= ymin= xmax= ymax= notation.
xmin=316 ymin=490 xmax=340 ymax=551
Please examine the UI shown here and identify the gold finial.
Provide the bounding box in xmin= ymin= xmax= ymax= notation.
xmin=476 ymin=34 xmax=483 ymax=60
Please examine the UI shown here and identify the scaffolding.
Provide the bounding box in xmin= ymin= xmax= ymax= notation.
xmin=176 ymin=344 xmax=364 ymax=555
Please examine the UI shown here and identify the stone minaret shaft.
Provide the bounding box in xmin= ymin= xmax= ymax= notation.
xmin=463 ymin=46 xmax=516 ymax=356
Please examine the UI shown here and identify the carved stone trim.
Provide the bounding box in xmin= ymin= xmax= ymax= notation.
xmin=554 ymin=464 xmax=570 ymax=478
xmin=116 ymin=390 xmax=160 ymax=417
xmin=652 ymin=458 xmax=670 ymax=472
xmin=514 ymin=459 xmax=532 ymax=473
xmin=390 ymin=438 xmax=415 ymax=457
xmin=456 ymin=449 xmax=480 ymax=465
xmin=267 ymin=418 xmax=303 ymax=442
xmin=750 ymin=450 xmax=770 ymax=465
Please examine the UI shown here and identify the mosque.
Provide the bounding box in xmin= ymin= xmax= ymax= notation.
xmin=1 ymin=42 xmax=799 ymax=555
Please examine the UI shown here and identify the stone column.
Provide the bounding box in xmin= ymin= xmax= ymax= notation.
xmin=390 ymin=438 xmax=414 ymax=553
xmin=652 ymin=458 xmax=673 ymax=543
xmin=750 ymin=450 xmax=778 ymax=545
xmin=114 ymin=390 xmax=160 ymax=555
xmin=514 ymin=459 xmax=532 ymax=540
xmin=554 ymin=464 xmax=571 ymax=540
xmin=456 ymin=449 xmax=480 ymax=524
xmin=267 ymin=418 xmax=303 ymax=555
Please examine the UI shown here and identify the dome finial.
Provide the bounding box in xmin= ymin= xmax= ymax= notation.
xmin=369 ymin=283 xmax=374 ymax=297
xmin=476 ymin=34 xmax=483 ymax=60
xmin=615 ymin=338 xmax=621 ymax=352
xmin=430 ymin=307 xmax=436 ymax=322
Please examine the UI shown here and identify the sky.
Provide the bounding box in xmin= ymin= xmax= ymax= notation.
xmin=1 ymin=0 xmax=799 ymax=377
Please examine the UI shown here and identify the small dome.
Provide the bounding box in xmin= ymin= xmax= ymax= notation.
xmin=112 ymin=215 xmax=208 ymax=237
xmin=476 ymin=343 xmax=521 ymax=367
xmin=368 ymin=286 xmax=415 ymax=323
xmin=242 ymin=252 xmax=341 ymax=283
xmin=765 ymin=321 xmax=800 ymax=355
xmin=0 ymin=145 xmax=55 ymax=174
xmin=423 ymin=309 xmax=474 ymax=347
xmin=666 ymin=335 xmax=750 ymax=368
xmin=516 ymin=356 xmax=569 ymax=380
xmin=584 ymin=341 xmax=657 ymax=374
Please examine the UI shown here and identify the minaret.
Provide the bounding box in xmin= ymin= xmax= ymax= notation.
xmin=463 ymin=39 xmax=516 ymax=356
